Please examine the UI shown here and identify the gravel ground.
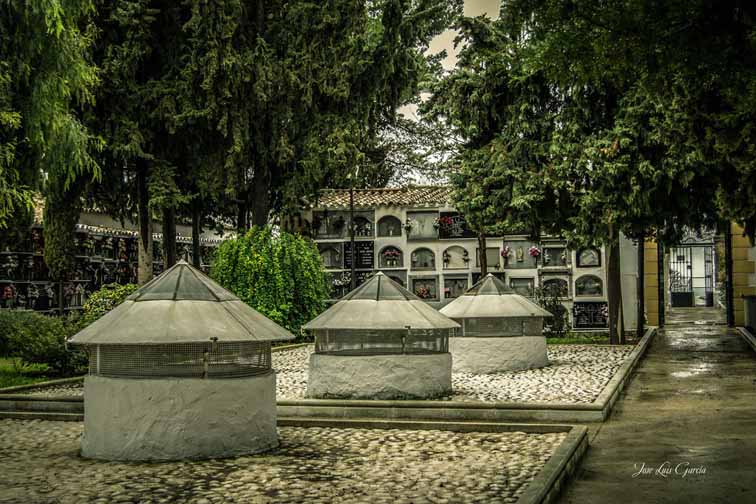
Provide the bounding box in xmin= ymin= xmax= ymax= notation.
xmin=15 ymin=343 xmax=634 ymax=404
xmin=0 ymin=419 xmax=565 ymax=504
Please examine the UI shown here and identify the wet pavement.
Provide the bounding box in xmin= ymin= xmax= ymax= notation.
xmin=559 ymin=307 xmax=756 ymax=503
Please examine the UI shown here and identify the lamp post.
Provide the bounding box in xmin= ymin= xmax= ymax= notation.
xmin=349 ymin=167 xmax=359 ymax=291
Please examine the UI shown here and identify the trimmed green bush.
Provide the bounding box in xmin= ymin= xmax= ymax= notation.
xmin=211 ymin=226 xmax=329 ymax=334
xmin=0 ymin=311 xmax=85 ymax=375
xmin=81 ymin=283 xmax=138 ymax=325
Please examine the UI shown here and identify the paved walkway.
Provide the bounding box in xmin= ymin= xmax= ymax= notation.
xmin=559 ymin=308 xmax=756 ymax=503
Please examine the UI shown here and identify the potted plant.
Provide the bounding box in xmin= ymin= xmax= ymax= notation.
xmin=404 ymin=218 xmax=413 ymax=234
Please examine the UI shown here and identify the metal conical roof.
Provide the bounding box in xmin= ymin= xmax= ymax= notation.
xmin=68 ymin=260 xmax=295 ymax=345
xmin=440 ymin=273 xmax=552 ymax=319
xmin=303 ymin=272 xmax=459 ymax=331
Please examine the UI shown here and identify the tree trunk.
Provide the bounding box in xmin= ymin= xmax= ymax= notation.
xmin=606 ymin=232 xmax=623 ymax=344
xmin=250 ymin=168 xmax=270 ymax=227
xmin=725 ymin=222 xmax=735 ymax=327
xmin=137 ymin=165 xmax=153 ymax=285
xmin=162 ymin=206 xmax=177 ymax=268
xmin=478 ymin=233 xmax=488 ymax=277
xmin=191 ymin=199 xmax=202 ymax=269
xmin=236 ymin=192 xmax=248 ymax=234
xmin=637 ymin=235 xmax=645 ymax=339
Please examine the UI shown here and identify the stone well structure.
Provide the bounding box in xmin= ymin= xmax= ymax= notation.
xmin=440 ymin=273 xmax=552 ymax=373
xmin=303 ymin=272 xmax=458 ymax=399
xmin=67 ymin=260 xmax=294 ymax=461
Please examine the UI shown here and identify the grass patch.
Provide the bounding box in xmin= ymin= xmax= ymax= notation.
xmin=0 ymin=357 xmax=52 ymax=389
xmin=547 ymin=333 xmax=610 ymax=345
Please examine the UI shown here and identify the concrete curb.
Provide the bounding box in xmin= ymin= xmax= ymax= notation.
xmin=0 ymin=375 xmax=85 ymax=395
xmin=517 ymin=426 xmax=589 ymax=504
xmin=0 ymin=330 xmax=655 ymax=423
xmin=277 ymin=327 xmax=657 ymax=423
xmin=736 ymin=327 xmax=756 ymax=353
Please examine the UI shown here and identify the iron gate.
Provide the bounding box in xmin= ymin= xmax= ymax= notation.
xmin=669 ymin=246 xmax=694 ymax=307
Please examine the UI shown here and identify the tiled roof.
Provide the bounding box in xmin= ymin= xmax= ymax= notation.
xmin=313 ymin=186 xmax=455 ymax=209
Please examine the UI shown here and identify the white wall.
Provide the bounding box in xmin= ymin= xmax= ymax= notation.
xmin=619 ymin=233 xmax=638 ymax=332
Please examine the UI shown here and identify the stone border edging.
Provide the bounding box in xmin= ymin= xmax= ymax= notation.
xmin=276 ymin=416 xmax=587 ymax=504
xmin=516 ymin=425 xmax=589 ymax=504
xmin=0 ymin=375 xmax=85 ymax=395
xmin=0 ymin=331 xmax=655 ymax=423
xmin=277 ymin=327 xmax=656 ymax=423
xmin=736 ymin=327 xmax=756 ymax=353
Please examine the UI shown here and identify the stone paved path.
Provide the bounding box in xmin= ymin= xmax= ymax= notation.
xmin=559 ymin=308 xmax=756 ymax=503
xmin=0 ymin=421 xmax=564 ymax=504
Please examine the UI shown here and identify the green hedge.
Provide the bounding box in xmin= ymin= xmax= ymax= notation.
xmin=211 ymin=226 xmax=329 ymax=334
xmin=80 ymin=283 xmax=138 ymax=325
xmin=0 ymin=283 xmax=138 ymax=376
xmin=0 ymin=311 xmax=85 ymax=375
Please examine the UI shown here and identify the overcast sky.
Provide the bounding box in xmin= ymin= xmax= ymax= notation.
xmin=429 ymin=0 xmax=500 ymax=70
xmin=399 ymin=0 xmax=499 ymax=120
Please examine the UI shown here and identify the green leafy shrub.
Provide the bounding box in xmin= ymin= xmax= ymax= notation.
xmin=81 ymin=283 xmax=138 ymax=325
xmin=211 ymin=226 xmax=329 ymax=335
xmin=0 ymin=311 xmax=85 ymax=375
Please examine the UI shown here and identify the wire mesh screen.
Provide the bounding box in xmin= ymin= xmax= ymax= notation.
xmin=459 ymin=317 xmax=544 ymax=337
xmin=313 ymin=328 xmax=452 ymax=355
xmin=89 ymin=342 xmax=271 ymax=378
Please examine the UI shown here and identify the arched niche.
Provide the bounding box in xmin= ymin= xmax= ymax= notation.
xmin=411 ymin=248 xmax=435 ymax=270
xmin=442 ymin=246 xmax=469 ymax=269
xmin=353 ymin=216 xmax=373 ymax=237
xmin=575 ymin=275 xmax=603 ymax=296
xmin=319 ymin=245 xmax=342 ymax=269
xmin=379 ymin=246 xmax=404 ymax=268
xmin=377 ymin=216 xmax=402 ymax=237
xmin=576 ymin=248 xmax=601 ymax=267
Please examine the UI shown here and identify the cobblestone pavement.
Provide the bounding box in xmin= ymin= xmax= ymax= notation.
xmin=0 ymin=419 xmax=565 ymax=504
xmin=18 ymin=343 xmax=634 ymax=403
xmin=274 ymin=344 xmax=634 ymax=403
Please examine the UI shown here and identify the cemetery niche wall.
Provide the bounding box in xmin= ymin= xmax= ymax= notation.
xmin=0 ymin=211 xmax=220 ymax=314
xmin=440 ymin=274 xmax=552 ymax=373
xmin=68 ymin=260 xmax=294 ymax=461
xmin=302 ymin=272 xmax=458 ymax=399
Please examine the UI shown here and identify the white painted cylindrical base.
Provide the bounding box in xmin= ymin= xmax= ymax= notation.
xmin=306 ymin=353 xmax=452 ymax=399
xmin=450 ymin=336 xmax=548 ymax=373
xmin=81 ymin=372 xmax=278 ymax=461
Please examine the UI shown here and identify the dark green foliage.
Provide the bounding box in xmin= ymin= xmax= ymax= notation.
xmin=81 ymin=283 xmax=139 ymax=325
xmin=0 ymin=311 xmax=85 ymax=375
xmin=211 ymin=227 xmax=328 ymax=334
xmin=533 ymin=284 xmax=569 ymax=338
xmin=0 ymin=0 xmax=100 ymax=229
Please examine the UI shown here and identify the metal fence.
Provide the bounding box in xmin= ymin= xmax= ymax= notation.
xmin=312 ymin=328 xmax=452 ymax=355
xmin=88 ymin=341 xmax=272 ymax=378
xmin=455 ymin=317 xmax=544 ymax=337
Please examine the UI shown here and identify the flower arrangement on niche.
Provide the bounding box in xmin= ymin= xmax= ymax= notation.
xmin=434 ymin=215 xmax=453 ymax=230
xmin=501 ymin=245 xmax=511 ymax=266
xmin=382 ymin=248 xmax=401 ymax=267
xmin=415 ymin=284 xmax=432 ymax=299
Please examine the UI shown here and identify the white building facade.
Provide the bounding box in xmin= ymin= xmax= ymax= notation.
xmin=303 ymin=187 xmax=611 ymax=331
